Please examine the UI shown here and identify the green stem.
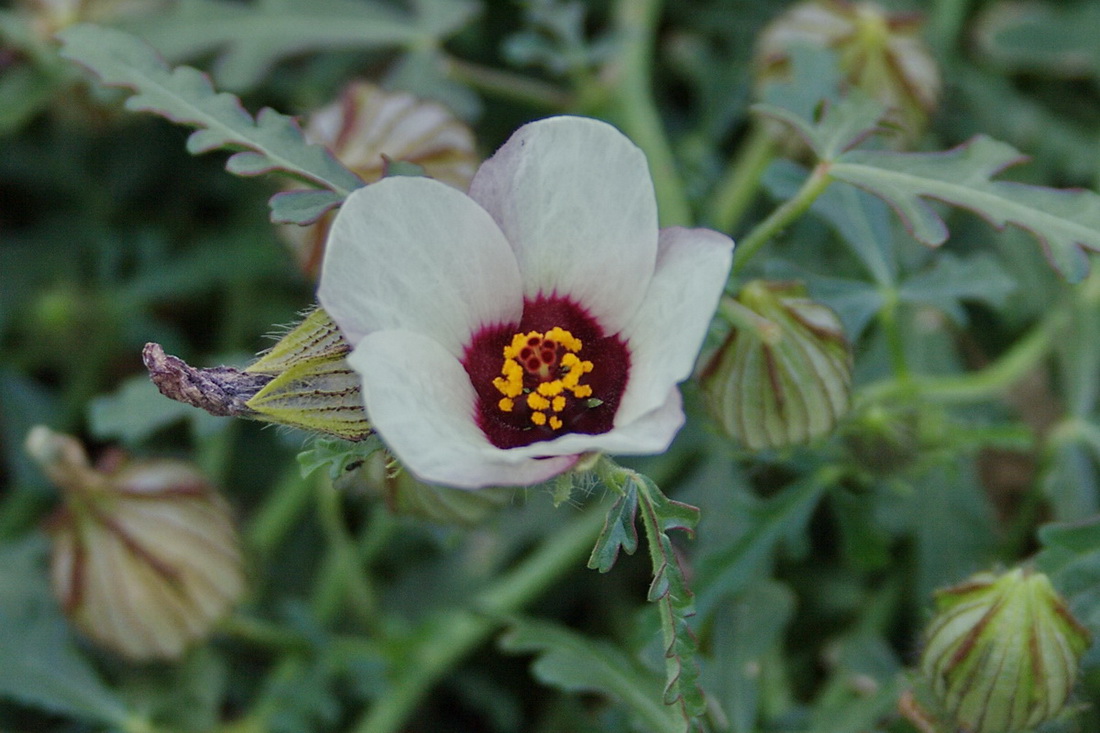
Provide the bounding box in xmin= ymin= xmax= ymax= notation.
xmin=349 ymin=505 xmax=608 ymax=733
xmin=731 ymin=162 xmax=833 ymax=277
xmin=708 ymin=122 xmax=777 ymax=234
xmin=314 ymin=474 xmax=381 ymax=632
xmin=218 ymin=613 xmax=314 ymax=654
xmin=878 ymin=288 xmax=911 ymax=383
xmin=245 ymin=466 xmax=314 ymax=557
xmin=442 ymin=56 xmax=573 ymax=109
xmin=600 ymin=0 xmax=692 ymax=226
xmin=859 ymin=307 xmax=1069 ymax=405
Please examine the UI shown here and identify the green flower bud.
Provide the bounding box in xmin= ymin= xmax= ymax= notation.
xmin=145 ymin=308 xmax=372 ymax=442
xmin=920 ymin=568 xmax=1091 ymax=733
xmin=755 ymin=0 xmax=941 ymax=144
xmin=26 ymin=427 xmax=246 ymax=660
xmin=702 ymin=281 xmax=852 ymax=451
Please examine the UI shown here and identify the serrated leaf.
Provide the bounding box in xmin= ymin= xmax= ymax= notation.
xmin=754 ymin=91 xmax=887 ymax=161
xmin=123 ymin=0 xmax=479 ymax=91
xmin=499 ymin=618 xmax=682 ymax=733
xmin=269 ymin=189 xmax=345 ymax=226
xmin=587 ymin=486 xmax=639 ymax=573
xmin=57 ymin=24 xmax=363 ymax=197
xmin=764 ymin=160 xmax=898 ymax=285
xmin=898 ymin=252 xmax=1017 ymax=323
xmin=0 ymin=535 xmax=135 ymax=727
xmin=634 ymin=475 xmax=705 ymax=722
xmin=830 ymin=135 xmax=1100 ymax=282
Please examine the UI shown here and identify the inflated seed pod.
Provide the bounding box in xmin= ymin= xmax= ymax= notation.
xmin=702 ymin=281 xmax=851 ymax=451
xmin=755 ymin=0 xmax=941 ymax=144
xmin=920 ymin=567 xmax=1091 ymax=733
xmin=26 ymin=427 xmax=246 ymax=660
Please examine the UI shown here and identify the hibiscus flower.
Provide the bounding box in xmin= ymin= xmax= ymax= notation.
xmin=318 ymin=116 xmax=733 ymax=489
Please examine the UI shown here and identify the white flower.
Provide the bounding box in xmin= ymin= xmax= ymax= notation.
xmin=318 ymin=116 xmax=733 ymax=489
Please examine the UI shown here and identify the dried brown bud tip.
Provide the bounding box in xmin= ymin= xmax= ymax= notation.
xmin=142 ymin=342 xmax=270 ymax=418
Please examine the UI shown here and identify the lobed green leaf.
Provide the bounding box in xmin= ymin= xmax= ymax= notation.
xmin=57 ymin=24 xmax=364 ymax=200
xmin=587 ymin=484 xmax=640 ymax=573
xmin=830 ymin=135 xmax=1100 ymax=282
xmin=499 ymin=618 xmax=681 ymax=733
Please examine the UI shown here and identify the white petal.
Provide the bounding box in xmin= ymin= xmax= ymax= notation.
xmin=468 ymin=116 xmax=659 ymax=335
xmin=318 ymin=177 xmax=523 ymax=356
xmin=616 ymin=227 xmax=733 ymax=425
xmin=500 ymin=387 xmax=685 ymax=460
xmin=350 ymin=330 xmax=578 ymax=489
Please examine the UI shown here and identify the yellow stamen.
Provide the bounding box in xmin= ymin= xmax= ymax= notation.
xmin=527 ymin=393 xmax=551 ymax=411
xmin=537 ymin=380 xmax=564 ymax=397
xmin=491 ymin=326 xmax=596 ymax=430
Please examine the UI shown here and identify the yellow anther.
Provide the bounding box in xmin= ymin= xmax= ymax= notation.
xmin=572 ymin=385 xmax=593 ymax=399
xmin=527 ymin=393 xmax=551 ymax=411
xmin=561 ymin=353 xmax=580 ymax=368
xmin=498 ymin=397 xmax=514 ymax=412
xmin=549 ymin=416 xmax=563 ymax=430
xmin=551 ymin=395 xmax=566 ymax=412
xmin=545 ymin=327 xmax=582 ymax=352
xmin=530 ymin=411 xmax=547 ymax=426
xmin=537 ymin=380 xmax=564 ymax=397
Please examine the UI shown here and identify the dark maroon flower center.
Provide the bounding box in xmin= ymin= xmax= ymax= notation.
xmin=462 ymin=296 xmax=630 ymax=449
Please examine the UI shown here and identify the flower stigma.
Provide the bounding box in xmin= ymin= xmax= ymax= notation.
xmin=492 ymin=328 xmax=595 ymax=431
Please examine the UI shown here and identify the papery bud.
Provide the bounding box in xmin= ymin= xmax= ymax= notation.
xmin=702 ymin=281 xmax=851 ymax=451
xmin=26 ymin=426 xmax=246 ymax=660
xmin=280 ymin=82 xmax=478 ymax=276
xmin=347 ymin=451 xmax=513 ymax=527
xmin=919 ymin=567 xmax=1091 ymax=733
xmin=755 ymin=0 xmax=941 ymax=143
